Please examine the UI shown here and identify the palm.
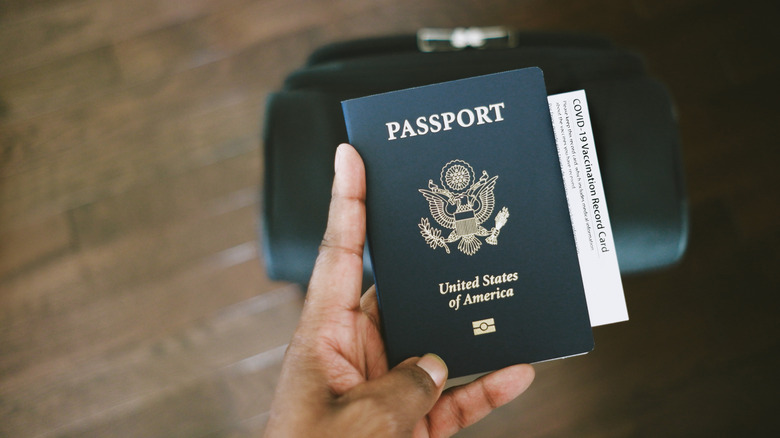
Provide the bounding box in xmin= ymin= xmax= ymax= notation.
xmin=319 ymin=287 xmax=388 ymax=395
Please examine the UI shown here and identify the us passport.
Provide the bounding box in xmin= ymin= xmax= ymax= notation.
xmin=342 ymin=68 xmax=594 ymax=378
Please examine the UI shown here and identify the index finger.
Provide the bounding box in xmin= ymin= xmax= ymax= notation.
xmin=305 ymin=143 xmax=367 ymax=313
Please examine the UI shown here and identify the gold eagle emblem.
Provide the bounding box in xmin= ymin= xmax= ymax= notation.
xmin=418 ymin=160 xmax=509 ymax=255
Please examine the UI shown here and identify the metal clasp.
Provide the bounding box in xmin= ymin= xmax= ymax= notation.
xmin=417 ymin=26 xmax=518 ymax=52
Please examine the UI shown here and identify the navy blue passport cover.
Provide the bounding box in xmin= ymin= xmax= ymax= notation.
xmin=342 ymin=68 xmax=593 ymax=378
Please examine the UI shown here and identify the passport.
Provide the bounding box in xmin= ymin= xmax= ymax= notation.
xmin=342 ymin=68 xmax=594 ymax=378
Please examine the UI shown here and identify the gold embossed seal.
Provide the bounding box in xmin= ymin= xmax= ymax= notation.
xmin=418 ymin=160 xmax=509 ymax=255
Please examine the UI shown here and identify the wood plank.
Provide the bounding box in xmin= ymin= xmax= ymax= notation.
xmin=0 ymin=249 xmax=90 ymax=331
xmin=0 ymin=152 xmax=260 ymax=313
xmin=0 ymin=45 xmax=122 ymax=121
xmin=0 ymin=285 xmax=301 ymax=437
xmin=0 ymin=21 xmax=325 ymax=226
xmin=680 ymin=91 xmax=777 ymax=205
xmin=0 ymin=0 xmax=241 ymax=77
xmin=78 ymin=201 xmax=259 ymax=287
xmin=627 ymin=3 xmax=776 ymax=101
xmin=0 ymin=55 xmax=269 ymax=180
xmin=630 ymin=0 xmax=712 ymax=19
xmin=68 ymin=151 xmax=261 ymax=248
xmin=0 ymin=0 xmax=384 ymax=80
xmin=0 ymin=205 xmax=270 ymax=377
xmin=0 ymin=0 xmax=378 ymax=122
xmin=0 ymin=212 xmax=72 ymax=278
xmin=0 ymin=96 xmax=264 ymax=226
xmin=730 ymin=187 xmax=780 ymax=243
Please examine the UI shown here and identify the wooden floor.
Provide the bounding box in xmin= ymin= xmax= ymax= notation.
xmin=1 ymin=0 xmax=778 ymax=436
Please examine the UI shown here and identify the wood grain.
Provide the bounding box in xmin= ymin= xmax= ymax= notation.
xmin=0 ymin=0 xmax=777 ymax=436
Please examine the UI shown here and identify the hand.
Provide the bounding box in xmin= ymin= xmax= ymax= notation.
xmin=264 ymin=144 xmax=534 ymax=437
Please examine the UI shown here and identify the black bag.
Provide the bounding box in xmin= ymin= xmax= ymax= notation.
xmin=261 ymin=28 xmax=688 ymax=284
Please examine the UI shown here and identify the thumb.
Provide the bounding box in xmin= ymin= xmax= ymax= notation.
xmin=336 ymin=354 xmax=448 ymax=436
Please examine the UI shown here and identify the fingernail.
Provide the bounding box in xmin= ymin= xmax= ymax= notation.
xmin=417 ymin=353 xmax=448 ymax=387
xmin=334 ymin=144 xmax=346 ymax=174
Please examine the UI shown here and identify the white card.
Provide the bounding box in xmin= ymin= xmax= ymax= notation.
xmin=548 ymin=90 xmax=629 ymax=326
